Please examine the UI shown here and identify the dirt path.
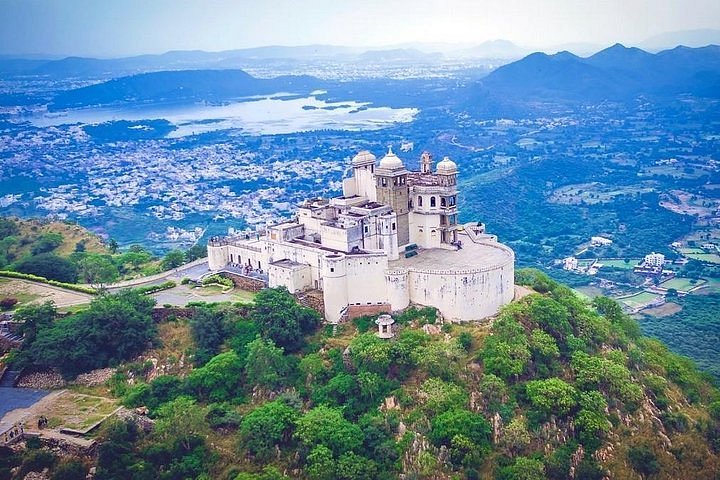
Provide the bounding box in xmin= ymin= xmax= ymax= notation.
xmin=0 ymin=279 xmax=93 ymax=308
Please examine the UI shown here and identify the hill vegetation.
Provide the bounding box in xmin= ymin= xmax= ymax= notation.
xmin=3 ymin=271 xmax=720 ymax=479
xmin=0 ymin=216 xmax=205 ymax=294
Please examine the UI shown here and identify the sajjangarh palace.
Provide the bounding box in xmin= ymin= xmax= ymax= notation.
xmin=208 ymin=148 xmax=515 ymax=323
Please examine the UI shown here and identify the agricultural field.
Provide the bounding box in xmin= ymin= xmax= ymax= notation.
xmin=659 ymin=277 xmax=706 ymax=292
xmin=641 ymin=165 xmax=712 ymax=179
xmin=678 ymin=247 xmax=707 ymax=255
xmin=619 ymin=291 xmax=662 ymax=310
xmin=683 ymin=252 xmax=720 ymax=264
xmin=659 ymin=189 xmax=720 ymax=218
xmin=548 ymin=182 xmax=655 ymax=205
xmin=598 ymin=258 xmax=642 ymax=269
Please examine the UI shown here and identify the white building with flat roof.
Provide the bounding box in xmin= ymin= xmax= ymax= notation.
xmin=208 ymin=149 xmax=515 ymax=323
xmin=644 ymin=252 xmax=665 ymax=267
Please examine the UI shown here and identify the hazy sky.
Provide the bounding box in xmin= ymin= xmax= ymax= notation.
xmin=2 ymin=0 xmax=719 ymax=57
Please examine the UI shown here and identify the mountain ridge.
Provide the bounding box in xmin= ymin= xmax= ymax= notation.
xmin=479 ymin=43 xmax=720 ymax=102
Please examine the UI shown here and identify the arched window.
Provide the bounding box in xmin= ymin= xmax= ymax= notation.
xmin=418 ymin=195 xmax=423 ymax=207
xmin=441 ymin=197 xmax=447 ymax=207
xmin=430 ymin=196 xmax=436 ymax=207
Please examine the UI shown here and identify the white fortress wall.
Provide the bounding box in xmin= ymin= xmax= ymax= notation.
xmin=386 ymin=269 xmax=410 ymax=311
xmin=208 ymin=243 xmax=229 ymax=270
xmin=405 ymin=261 xmax=514 ymax=321
xmin=267 ymin=241 xmax=326 ymax=288
xmin=344 ymin=253 xmax=390 ymax=306
xmin=322 ymin=253 xmax=349 ymax=323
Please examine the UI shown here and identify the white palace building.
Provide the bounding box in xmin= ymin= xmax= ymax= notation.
xmin=208 ymin=149 xmax=515 ymax=323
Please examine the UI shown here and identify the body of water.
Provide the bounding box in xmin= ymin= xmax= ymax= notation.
xmin=29 ymin=93 xmax=419 ymax=137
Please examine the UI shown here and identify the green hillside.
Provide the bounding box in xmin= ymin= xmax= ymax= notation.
xmin=3 ymin=271 xmax=720 ymax=479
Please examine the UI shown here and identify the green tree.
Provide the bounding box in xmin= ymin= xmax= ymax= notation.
xmin=190 ymin=306 xmax=228 ymax=366
xmin=244 ymin=337 xmax=290 ymax=389
xmin=479 ymin=373 xmax=508 ymax=412
xmin=0 ymin=235 xmax=18 ymax=260
xmin=627 ymin=445 xmax=660 ymax=477
xmin=412 ymin=340 xmax=465 ymax=378
xmin=154 ymin=396 xmax=209 ymax=452
xmin=118 ymin=250 xmax=153 ymax=270
xmin=295 ymin=406 xmax=363 ymax=456
xmin=419 ymin=378 xmax=468 ymax=415
xmin=481 ymin=336 xmax=531 ymax=380
xmin=31 ymin=232 xmax=64 ymax=255
xmin=15 ymin=301 xmax=57 ymax=348
xmin=187 ymin=351 xmax=243 ymax=402
xmin=529 ymin=329 xmax=560 ymax=360
xmin=77 ymin=254 xmax=119 ymax=288
xmin=336 ymin=452 xmax=378 ymax=480
xmin=299 ymin=353 xmax=327 ymax=386
xmin=107 ymin=238 xmax=119 ymax=253
xmin=0 ymin=217 xmax=19 ymax=238
xmin=251 ymin=287 xmax=320 ymax=352
xmin=350 ymin=333 xmax=393 ymax=373
xmin=14 ymin=253 xmax=78 ymax=283
xmin=501 ymin=416 xmax=531 ymax=457
xmin=306 ymin=445 xmax=335 ymax=480
xmin=28 ymin=290 xmax=156 ymax=376
xmin=506 ymin=457 xmax=546 ymax=480
xmin=528 ymin=295 xmax=572 ymax=342
xmin=161 ymin=249 xmax=186 ymax=269
xmin=525 ymin=378 xmax=577 ymax=416
xmin=238 ymin=400 xmax=298 ymax=460
xmin=185 ymin=244 xmax=207 ymax=261
xmin=429 ymin=409 xmax=491 ymax=448
xmin=51 ymin=459 xmax=87 ymax=480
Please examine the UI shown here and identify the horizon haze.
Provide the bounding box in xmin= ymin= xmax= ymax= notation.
xmin=1 ymin=0 xmax=720 ymax=58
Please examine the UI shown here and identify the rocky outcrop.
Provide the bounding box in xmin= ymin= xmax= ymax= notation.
xmin=16 ymin=370 xmax=65 ymax=389
xmin=74 ymin=368 xmax=115 ymax=387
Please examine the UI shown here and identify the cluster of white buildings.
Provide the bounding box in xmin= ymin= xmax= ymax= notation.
xmin=208 ymin=148 xmax=515 ymax=323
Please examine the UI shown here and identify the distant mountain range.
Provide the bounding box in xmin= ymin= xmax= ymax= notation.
xmin=49 ymin=70 xmax=326 ymax=110
xmin=639 ymin=28 xmax=720 ymax=51
xmin=479 ymin=44 xmax=720 ymax=102
xmin=4 ymin=28 xmax=720 ymax=80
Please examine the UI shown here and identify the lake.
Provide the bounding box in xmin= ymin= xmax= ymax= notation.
xmin=29 ymin=93 xmax=419 ymax=137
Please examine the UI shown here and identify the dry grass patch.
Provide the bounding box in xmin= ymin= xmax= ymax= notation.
xmin=25 ymin=391 xmax=118 ymax=433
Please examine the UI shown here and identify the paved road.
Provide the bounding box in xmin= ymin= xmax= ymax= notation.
xmin=106 ymin=259 xmax=211 ymax=292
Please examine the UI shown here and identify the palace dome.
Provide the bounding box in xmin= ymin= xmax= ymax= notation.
xmin=352 ymin=150 xmax=377 ymax=166
xmin=436 ymin=156 xmax=458 ymax=175
xmin=378 ymin=147 xmax=404 ymax=170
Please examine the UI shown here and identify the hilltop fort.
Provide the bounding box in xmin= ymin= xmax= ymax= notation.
xmin=208 ymin=149 xmax=515 ymax=322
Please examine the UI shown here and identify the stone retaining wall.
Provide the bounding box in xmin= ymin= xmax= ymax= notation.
xmin=295 ymin=290 xmax=325 ymax=317
xmin=347 ymin=304 xmax=391 ymax=320
xmin=33 ymin=433 xmax=97 ymax=457
xmin=151 ymin=307 xmax=196 ymax=322
xmin=222 ymin=272 xmax=266 ymax=292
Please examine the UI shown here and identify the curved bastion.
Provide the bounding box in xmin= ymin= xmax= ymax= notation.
xmin=386 ymin=225 xmax=515 ymax=322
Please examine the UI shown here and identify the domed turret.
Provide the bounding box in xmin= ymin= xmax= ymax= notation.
xmin=436 ymin=156 xmax=458 ymax=175
xmin=378 ymin=147 xmax=405 ymax=170
xmin=352 ymin=150 xmax=377 ymax=167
